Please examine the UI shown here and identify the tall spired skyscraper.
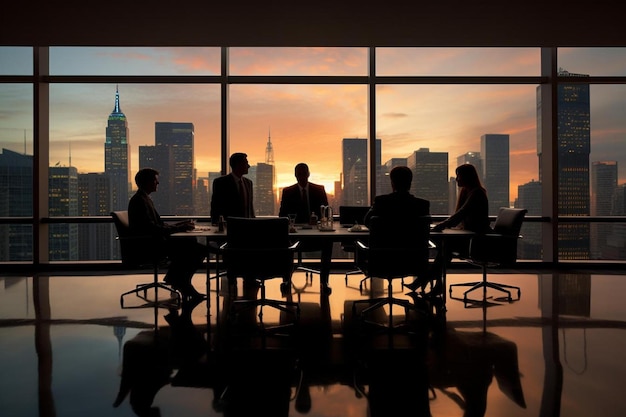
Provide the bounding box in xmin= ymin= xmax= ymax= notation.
xmin=254 ymin=129 xmax=276 ymax=215
xmin=104 ymin=86 xmax=130 ymax=211
xmin=538 ymin=69 xmax=591 ymax=259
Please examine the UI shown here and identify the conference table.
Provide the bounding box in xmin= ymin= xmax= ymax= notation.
xmin=176 ymin=223 xmax=474 ymax=303
xmin=173 ymin=223 xmax=473 ymax=347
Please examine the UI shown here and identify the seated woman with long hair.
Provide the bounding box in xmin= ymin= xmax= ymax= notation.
xmin=405 ymin=163 xmax=492 ymax=294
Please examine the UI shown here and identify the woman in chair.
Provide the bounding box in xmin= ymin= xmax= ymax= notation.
xmin=406 ymin=163 xmax=492 ymax=294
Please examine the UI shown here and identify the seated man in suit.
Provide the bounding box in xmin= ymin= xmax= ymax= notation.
xmin=128 ymin=168 xmax=206 ymax=301
xmin=279 ymin=162 xmax=332 ymax=293
xmin=363 ymin=166 xmax=433 ymax=293
xmin=210 ymin=152 xmax=255 ymax=224
xmin=279 ymin=162 xmax=328 ymax=224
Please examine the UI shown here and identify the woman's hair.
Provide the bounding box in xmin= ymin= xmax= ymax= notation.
xmin=455 ymin=163 xmax=485 ymax=211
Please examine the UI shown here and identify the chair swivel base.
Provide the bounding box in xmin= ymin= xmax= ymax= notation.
xmin=449 ymin=280 xmax=520 ymax=304
xmin=120 ymin=282 xmax=181 ymax=309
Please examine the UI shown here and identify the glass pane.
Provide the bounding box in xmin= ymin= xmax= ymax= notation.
xmin=376 ymin=84 xmax=541 ymax=259
xmin=377 ymin=47 xmax=540 ymax=76
xmin=0 ymin=83 xmax=34 ymax=261
xmin=50 ymin=47 xmax=220 ymax=75
xmin=0 ymin=47 xmax=32 ymax=75
xmin=229 ymin=84 xmax=368 ymax=215
xmin=589 ymin=85 xmax=626 ymax=261
xmin=229 ymin=47 xmax=368 ymax=76
xmin=558 ymin=48 xmax=626 ymax=76
xmin=49 ymin=83 xmax=220 ymax=261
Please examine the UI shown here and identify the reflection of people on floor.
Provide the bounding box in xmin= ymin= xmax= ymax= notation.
xmin=428 ymin=329 xmax=526 ymax=417
xmin=113 ymin=301 xmax=209 ymax=417
xmin=359 ymin=350 xmax=431 ymax=417
xmin=219 ymin=350 xmax=296 ymax=417
xmin=113 ymin=330 xmax=172 ymax=417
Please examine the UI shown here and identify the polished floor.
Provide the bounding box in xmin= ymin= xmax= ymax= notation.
xmin=1 ymin=267 xmax=625 ymax=417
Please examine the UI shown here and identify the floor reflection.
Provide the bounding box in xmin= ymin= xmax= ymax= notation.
xmin=1 ymin=271 xmax=626 ymax=417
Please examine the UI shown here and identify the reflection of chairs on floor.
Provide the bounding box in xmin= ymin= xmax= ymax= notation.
xmin=449 ymin=207 xmax=527 ymax=305
xmin=111 ymin=210 xmax=180 ymax=309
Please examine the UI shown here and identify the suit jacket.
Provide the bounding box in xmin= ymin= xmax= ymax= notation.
xmin=364 ymin=191 xmax=430 ymax=226
xmin=210 ymin=173 xmax=255 ymax=224
xmin=279 ymin=182 xmax=328 ymax=224
xmin=128 ymin=190 xmax=174 ymax=237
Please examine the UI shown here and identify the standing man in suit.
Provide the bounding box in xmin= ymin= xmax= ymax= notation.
xmin=210 ymin=152 xmax=255 ymax=225
xmin=279 ymin=162 xmax=329 ymax=224
xmin=279 ymin=162 xmax=333 ymax=294
xmin=128 ymin=168 xmax=206 ymax=301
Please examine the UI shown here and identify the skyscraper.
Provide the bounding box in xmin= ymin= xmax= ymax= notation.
xmin=538 ymin=69 xmax=591 ymax=259
xmin=456 ymin=151 xmax=482 ymax=180
xmin=104 ymin=86 xmax=130 ymax=211
xmin=156 ymin=122 xmax=195 ymax=215
xmin=480 ymin=134 xmax=510 ymax=214
xmin=591 ymin=161 xmax=617 ymax=258
xmin=406 ymin=148 xmax=448 ymax=214
xmin=49 ymin=165 xmax=79 ymax=260
xmin=0 ymin=148 xmax=32 ymax=261
xmin=253 ymin=162 xmax=275 ymax=215
xmin=342 ymin=138 xmax=381 ymax=206
xmin=78 ymin=172 xmax=113 ymax=260
xmin=516 ymin=179 xmax=542 ymax=259
xmin=138 ymin=143 xmax=172 ymax=213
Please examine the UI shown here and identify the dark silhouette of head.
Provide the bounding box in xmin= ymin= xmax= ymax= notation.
xmin=455 ymin=163 xmax=483 ymax=189
xmin=390 ymin=166 xmax=413 ymax=192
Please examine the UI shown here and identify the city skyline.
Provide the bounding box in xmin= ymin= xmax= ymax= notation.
xmin=2 ymin=47 xmax=626 ymax=204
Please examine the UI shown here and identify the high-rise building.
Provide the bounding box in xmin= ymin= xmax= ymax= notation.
xmin=480 ymin=134 xmax=510 ymax=214
xmin=0 ymin=148 xmax=32 ymax=261
xmin=78 ymin=172 xmax=113 ymax=260
xmin=538 ymin=69 xmax=591 ymax=259
xmin=456 ymin=151 xmax=482 ymax=178
xmin=381 ymin=157 xmax=408 ymax=196
xmin=605 ymin=184 xmax=626 ymax=259
xmin=138 ymin=144 xmax=173 ymax=213
xmin=254 ymin=162 xmax=276 ymax=215
xmin=591 ymin=161 xmax=617 ymax=258
xmin=104 ymin=86 xmax=130 ymax=212
xmin=154 ymin=122 xmax=195 ymax=216
xmin=516 ymin=179 xmax=542 ymax=259
xmin=342 ymin=138 xmax=381 ymax=206
xmin=406 ymin=148 xmax=448 ymax=214
xmin=49 ymin=165 xmax=79 ymax=260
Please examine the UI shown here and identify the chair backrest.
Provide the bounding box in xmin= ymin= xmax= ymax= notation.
xmin=469 ymin=208 xmax=527 ymax=265
xmin=224 ymin=217 xmax=294 ymax=280
xmin=362 ymin=215 xmax=431 ymax=279
xmin=339 ymin=205 xmax=370 ymax=227
xmin=111 ymin=211 xmax=161 ymax=266
xmin=492 ymin=207 xmax=528 ymax=237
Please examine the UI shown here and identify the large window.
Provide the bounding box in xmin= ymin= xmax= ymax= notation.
xmin=1 ymin=47 xmax=626 ymax=263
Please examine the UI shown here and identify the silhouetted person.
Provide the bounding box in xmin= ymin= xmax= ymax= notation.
xmin=432 ymin=163 xmax=491 ymax=235
xmin=128 ymin=168 xmax=206 ymax=301
xmin=408 ymin=163 xmax=492 ymax=293
xmin=279 ymin=162 xmax=332 ymax=292
xmin=210 ymin=152 xmax=255 ymax=224
xmin=279 ymin=162 xmax=329 ymax=224
xmin=363 ymin=165 xmax=430 ymax=226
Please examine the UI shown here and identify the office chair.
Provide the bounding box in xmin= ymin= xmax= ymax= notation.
xmin=339 ymin=205 xmax=371 ymax=286
xmin=221 ymin=217 xmax=301 ymax=333
xmin=449 ymin=207 xmax=527 ymax=305
xmin=111 ymin=211 xmax=180 ymax=309
xmin=352 ymin=215 xmax=432 ymax=333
